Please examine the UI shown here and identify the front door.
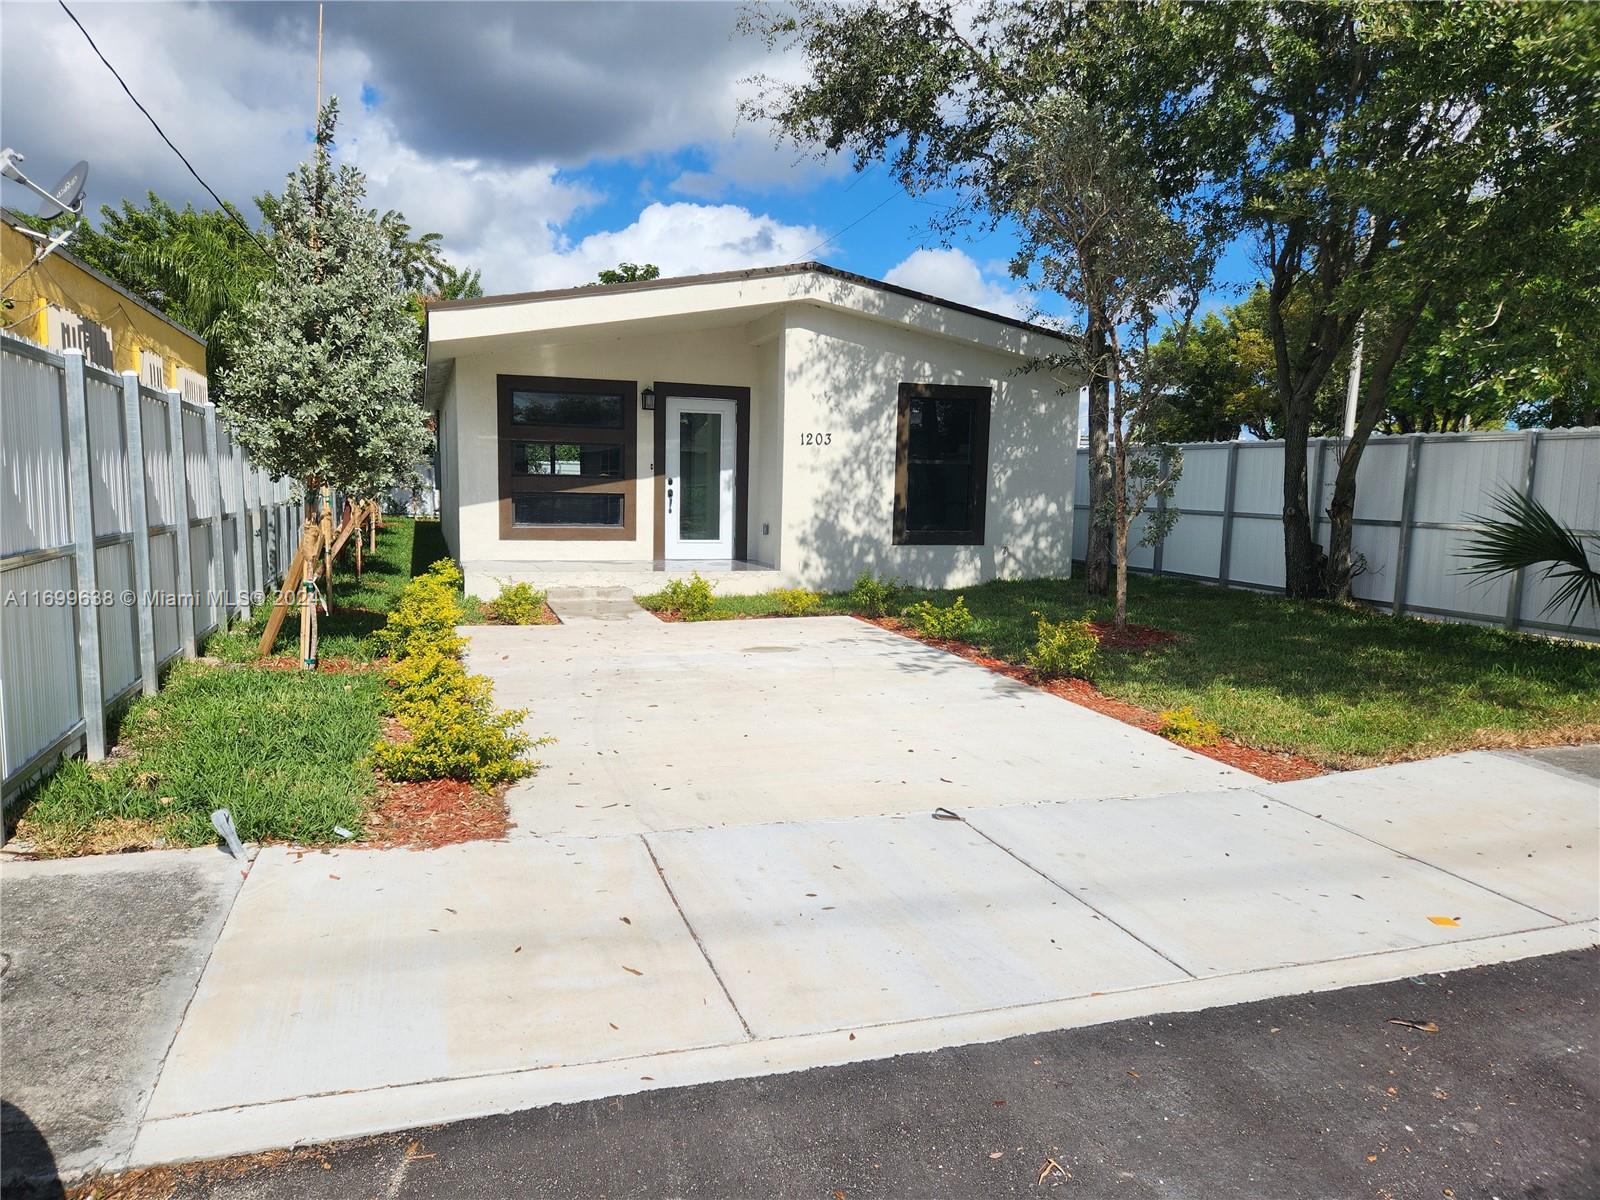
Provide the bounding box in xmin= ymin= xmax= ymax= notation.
xmin=664 ymin=396 xmax=737 ymax=559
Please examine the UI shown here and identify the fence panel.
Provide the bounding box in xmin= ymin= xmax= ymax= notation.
xmin=1075 ymin=427 xmax=1599 ymax=637
xmin=1 ymin=333 xmax=300 ymax=802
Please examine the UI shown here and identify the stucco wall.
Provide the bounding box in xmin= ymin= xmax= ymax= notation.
xmin=448 ymin=321 xmax=777 ymax=567
xmin=1 ymin=221 xmax=206 ymax=384
xmin=437 ymin=367 xmax=461 ymax=557
xmin=779 ymin=306 xmax=1079 ymax=590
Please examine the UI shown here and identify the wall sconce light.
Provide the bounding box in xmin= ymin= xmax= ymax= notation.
xmin=641 ymin=387 xmax=656 ymax=411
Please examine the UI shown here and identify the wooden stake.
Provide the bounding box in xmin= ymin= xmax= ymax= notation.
xmin=257 ymin=520 xmax=318 ymax=657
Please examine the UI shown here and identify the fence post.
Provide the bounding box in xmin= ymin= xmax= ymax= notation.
xmin=120 ymin=372 xmax=158 ymax=695
xmin=1308 ymin=437 xmax=1327 ymax=545
xmin=1151 ymin=449 xmax=1169 ymax=577
xmin=62 ymin=351 xmax=106 ymax=761
xmin=166 ymin=390 xmax=197 ymax=657
xmin=1217 ymin=441 xmax=1240 ymax=586
xmin=1503 ymin=430 xmax=1542 ymax=631
xmin=1391 ymin=434 xmax=1423 ymax=616
xmin=202 ymin=405 xmax=228 ymax=632
xmin=225 ymin=434 xmax=249 ymax=619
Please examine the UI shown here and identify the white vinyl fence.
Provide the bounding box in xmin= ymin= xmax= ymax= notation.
xmin=1073 ymin=428 xmax=1600 ymax=637
xmin=1 ymin=334 xmax=301 ymax=802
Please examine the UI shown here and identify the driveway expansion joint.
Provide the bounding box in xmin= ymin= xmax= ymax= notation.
xmin=641 ymin=833 xmax=756 ymax=1040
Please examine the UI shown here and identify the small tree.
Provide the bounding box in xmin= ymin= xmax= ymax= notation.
xmin=1001 ymin=92 xmax=1200 ymax=630
xmin=220 ymin=98 xmax=430 ymax=505
xmin=596 ymin=262 xmax=661 ymax=285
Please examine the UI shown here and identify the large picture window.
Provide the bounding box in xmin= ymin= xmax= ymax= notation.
xmin=498 ymin=374 xmax=636 ymax=540
xmin=893 ymin=383 xmax=991 ymax=546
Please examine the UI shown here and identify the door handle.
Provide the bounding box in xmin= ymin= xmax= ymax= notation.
xmin=667 ymin=478 xmax=674 ymax=514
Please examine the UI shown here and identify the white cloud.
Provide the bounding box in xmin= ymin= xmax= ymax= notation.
xmin=883 ymin=248 xmax=1031 ymax=318
xmin=519 ymin=201 xmax=825 ymax=291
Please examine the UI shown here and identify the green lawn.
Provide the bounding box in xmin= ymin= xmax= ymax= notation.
xmin=657 ymin=574 xmax=1599 ymax=768
xmin=11 ymin=517 xmax=430 ymax=856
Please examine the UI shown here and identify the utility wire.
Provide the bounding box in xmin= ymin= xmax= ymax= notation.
xmin=799 ymin=190 xmax=902 ymax=261
xmin=56 ymin=0 xmax=270 ymax=256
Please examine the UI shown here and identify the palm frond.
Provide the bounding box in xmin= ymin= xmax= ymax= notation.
xmin=1458 ymin=486 xmax=1600 ymax=624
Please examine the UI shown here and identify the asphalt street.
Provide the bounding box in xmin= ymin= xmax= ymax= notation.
xmin=35 ymin=947 xmax=1598 ymax=1200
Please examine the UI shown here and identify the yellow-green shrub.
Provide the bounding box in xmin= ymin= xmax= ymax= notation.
xmin=371 ymin=562 xmax=542 ymax=788
xmin=378 ymin=570 xmax=465 ymax=660
xmin=847 ymin=571 xmax=904 ymax=617
xmin=489 ymin=580 xmax=547 ymax=625
xmin=650 ymin=572 xmax=716 ymax=620
xmin=773 ymin=587 xmax=822 ymax=617
xmin=373 ymin=685 xmax=537 ymax=787
xmin=902 ymin=596 xmax=975 ymax=640
xmin=1158 ymin=705 xmax=1221 ymax=747
xmin=1025 ymin=611 xmax=1099 ymax=679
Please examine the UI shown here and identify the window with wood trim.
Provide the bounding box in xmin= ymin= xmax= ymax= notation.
xmin=498 ymin=374 xmax=636 ymax=540
xmin=893 ymin=383 xmax=992 ymax=546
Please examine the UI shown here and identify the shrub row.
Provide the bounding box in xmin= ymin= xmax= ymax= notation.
xmin=371 ymin=560 xmax=540 ymax=788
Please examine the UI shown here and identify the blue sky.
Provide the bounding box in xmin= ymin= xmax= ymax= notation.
xmin=1 ymin=1 xmax=1263 ymax=323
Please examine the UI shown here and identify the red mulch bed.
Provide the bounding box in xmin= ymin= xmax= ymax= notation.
xmin=360 ymin=778 xmax=511 ymax=850
xmin=255 ymin=654 xmax=380 ymax=673
xmin=468 ymin=603 xmax=562 ymax=627
xmin=860 ymin=616 xmax=1325 ymax=783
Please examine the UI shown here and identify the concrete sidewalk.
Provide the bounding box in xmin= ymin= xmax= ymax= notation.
xmin=122 ymin=748 xmax=1597 ymax=1173
xmin=0 ymin=847 xmax=249 ymax=1190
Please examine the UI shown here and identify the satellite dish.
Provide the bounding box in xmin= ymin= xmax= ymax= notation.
xmin=38 ymin=160 xmax=89 ymax=219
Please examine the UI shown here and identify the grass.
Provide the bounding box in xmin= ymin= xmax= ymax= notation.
xmin=16 ymin=663 xmax=386 ymax=854
xmin=206 ymin=516 xmax=428 ymax=663
xmin=883 ymin=575 xmax=1600 ymax=767
xmin=11 ymin=517 xmax=430 ymax=855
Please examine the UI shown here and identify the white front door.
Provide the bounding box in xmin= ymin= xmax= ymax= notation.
xmin=664 ymin=396 xmax=737 ymax=559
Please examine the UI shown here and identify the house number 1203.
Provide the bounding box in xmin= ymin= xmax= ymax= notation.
xmin=799 ymin=432 xmax=833 ymax=446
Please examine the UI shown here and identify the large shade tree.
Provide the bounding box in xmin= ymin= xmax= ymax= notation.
xmin=740 ymin=0 xmax=1235 ymax=596
xmin=221 ymin=98 xmax=430 ymax=502
xmin=745 ymin=0 xmax=1600 ymax=602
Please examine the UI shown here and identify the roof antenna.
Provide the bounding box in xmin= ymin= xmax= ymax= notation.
xmin=1 ymin=149 xmax=91 ymax=297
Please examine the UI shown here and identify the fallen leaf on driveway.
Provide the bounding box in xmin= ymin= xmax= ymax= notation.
xmin=1427 ymin=916 xmax=1460 ymax=927
xmin=989 ymin=1151 xmax=1005 ymax=1159
xmin=1038 ymin=1157 xmax=1066 ymax=1185
xmin=1387 ymin=1018 xmax=1440 ymax=1034
xmin=621 ymin=965 xmax=644 ymax=976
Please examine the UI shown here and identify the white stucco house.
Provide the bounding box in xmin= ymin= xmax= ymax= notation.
xmin=424 ymin=262 xmax=1081 ymax=597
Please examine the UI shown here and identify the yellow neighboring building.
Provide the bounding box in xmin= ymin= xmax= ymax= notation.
xmin=1 ymin=208 xmax=209 ymax=402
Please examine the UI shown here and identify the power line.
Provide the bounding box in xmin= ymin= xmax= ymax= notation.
xmin=799 ymin=190 xmax=902 ymax=261
xmin=55 ymin=0 xmax=270 ymax=256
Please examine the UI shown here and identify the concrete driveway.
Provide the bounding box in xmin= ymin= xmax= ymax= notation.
xmin=16 ymin=612 xmax=1594 ymax=1181
xmin=468 ymin=613 xmax=1252 ymax=837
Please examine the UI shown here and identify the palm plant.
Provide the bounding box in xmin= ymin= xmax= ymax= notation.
xmin=1458 ymin=486 xmax=1600 ymax=624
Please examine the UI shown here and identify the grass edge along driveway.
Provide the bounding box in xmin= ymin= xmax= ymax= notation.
xmin=10 ymin=518 xmax=446 ymax=856
xmin=645 ymin=574 xmax=1599 ymax=770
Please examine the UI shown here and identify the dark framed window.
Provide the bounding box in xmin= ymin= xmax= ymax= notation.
xmin=893 ymin=383 xmax=992 ymax=546
xmin=498 ymin=375 xmax=636 ymax=540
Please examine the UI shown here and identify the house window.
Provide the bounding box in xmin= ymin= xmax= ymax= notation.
xmin=499 ymin=374 xmax=636 ymax=539
xmin=893 ymin=383 xmax=992 ymax=545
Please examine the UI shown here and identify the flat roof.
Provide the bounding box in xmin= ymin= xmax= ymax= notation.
xmin=1 ymin=208 xmax=207 ymax=345
xmin=427 ymin=260 xmax=1073 ymax=345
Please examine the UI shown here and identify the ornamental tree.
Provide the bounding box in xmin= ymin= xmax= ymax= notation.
xmin=220 ymin=98 xmax=430 ymax=503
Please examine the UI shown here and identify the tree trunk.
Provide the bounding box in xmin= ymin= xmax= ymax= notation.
xmin=1085 ymin=322 xmax=1112 ymax=596
xmin=1326 ymin=295 xmax=1430 ymax=599
xmin=1281 ymin=400 xmax=1327 ymax=599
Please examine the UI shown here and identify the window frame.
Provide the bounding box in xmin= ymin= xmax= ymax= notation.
xmin=498 ymin=374 xmax=637 ymax=541
xmin=893 ymin=382 xmax=992 ymax=546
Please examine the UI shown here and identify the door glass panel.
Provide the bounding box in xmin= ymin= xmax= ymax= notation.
xmin=677 ymin=411 xmax=722 ymax=541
